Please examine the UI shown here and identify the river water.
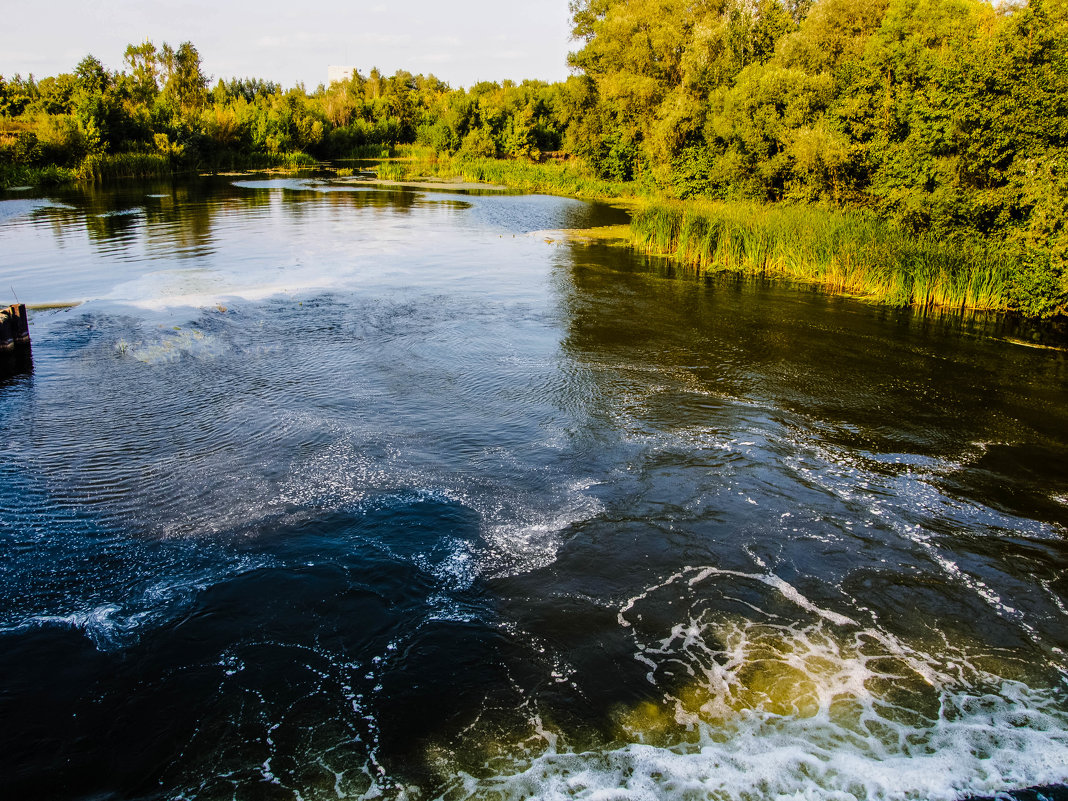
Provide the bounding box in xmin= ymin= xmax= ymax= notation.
xmin=1 ymin=175 xmax=1066 ymax=801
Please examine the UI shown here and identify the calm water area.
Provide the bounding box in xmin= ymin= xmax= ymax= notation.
xmin=1 ymin=174 xmax=1066 ymax=801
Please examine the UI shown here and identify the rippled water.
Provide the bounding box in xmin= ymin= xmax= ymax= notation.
xmin=1 ymin=175 xmax=1066 ymax=801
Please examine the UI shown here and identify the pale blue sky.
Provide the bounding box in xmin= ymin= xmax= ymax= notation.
xmin=2 ymin=0 xmax=575 ymax=89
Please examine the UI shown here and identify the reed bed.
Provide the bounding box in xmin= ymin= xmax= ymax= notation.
xmin=374 ymin=161 xmax=407 ymax=181
xmin=0 ymin=163 xmax=76 ymax=188
xmin=273 ymin=151 xmax=318 ymax=168
xmin=75 ymin=153 xmax=174 ymax=182
xmin=73 ymin=150 xmax=319 ymax=183
xmin=631 ymin=201 xmax=1013 ymax=311
xmin=371 ymin=154 xmax=1020 ymax=313
xmin=389 ymin=150 xmax=639 ymax=199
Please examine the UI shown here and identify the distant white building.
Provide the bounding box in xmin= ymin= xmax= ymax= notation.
xmin=327 ymin=66 xmax=359 ymax=86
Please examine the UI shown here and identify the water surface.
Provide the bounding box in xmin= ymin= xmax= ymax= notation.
xmin=1 ymin=175 xmax=1066 ymax=801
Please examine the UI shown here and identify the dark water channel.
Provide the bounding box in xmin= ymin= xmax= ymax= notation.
xmin=1 ymin=176 xmax=1066 ymax=801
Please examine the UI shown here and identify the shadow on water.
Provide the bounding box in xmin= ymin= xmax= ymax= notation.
xmin=0 ymin=349 xmax=32 ymax=382
xmin=967 ymin=787 xmax=1068 ymax=801
xmin=557 ymin=240 xmax=1068 ymax=528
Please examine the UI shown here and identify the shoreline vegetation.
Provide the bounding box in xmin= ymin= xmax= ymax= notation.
xmin=335 ymin=149 xmax=1059 ymax=320
xmin=627 ymin=201 xmax=1013 ymax=312
xmin=1 ymin=143 xmax=1052 ymax=321
xmin=2 ymin=0 xmax=1067 ymax=318
xmin=0 ymin=150 xmax=319 ymax=186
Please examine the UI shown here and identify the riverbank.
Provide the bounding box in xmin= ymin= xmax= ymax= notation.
xmin=0 ymin=150 xmax=319 ymax=188
xmin=390 ymin=151 xmax=637 ymax=200
xmin=3 ymin=146 xmax=1064 ymax=318
xmin=380 ymin=149 xmax=1064 ymax=319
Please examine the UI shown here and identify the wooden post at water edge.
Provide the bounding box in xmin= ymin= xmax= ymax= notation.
xmin=0 ymin=304 xmax=31 ymax=351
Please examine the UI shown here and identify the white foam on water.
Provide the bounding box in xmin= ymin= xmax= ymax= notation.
xmin=772 ymin=424 xmax=1064 ymax=641
xmin=95 ymin=246 xmax=441 ymax=312
xmin=1044 ymin=578 xmax=1068 ymax=618
xmin=103 ymin=269 xmax=320 ymax=311
xmin=167 ymin=636 xmax=394 ymax=801
xmin=482 ymin=490 xmax=604 ymax=578
xmin=465 ymin=716 xmax=1068 ymax=801
xmin=4 ymin=557 xmax=269 ymax=650
xmin=95 ymin=208 xmax=144 ymax=218
xmin=20 ymin=604 xmax=130 ymax=649
xmin=620 ymin=567 xmax=856 ymax=629
xmin=274 ymin=419 xmax=604 ymax=582
xmin=785 ymin=428 xmax=1060 ymax=540
xmin=454 ymin=566 xmax=1068 ymax=801
xmin=123 ymin=326 xmax=229 ymax=364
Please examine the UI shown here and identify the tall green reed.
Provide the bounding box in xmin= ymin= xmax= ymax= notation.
xmin=630 ymin=201 xmax=1013 ymax=311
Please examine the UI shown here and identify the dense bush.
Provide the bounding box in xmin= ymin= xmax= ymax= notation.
xmin=568 ymin=0 xmax=1068 ymax=314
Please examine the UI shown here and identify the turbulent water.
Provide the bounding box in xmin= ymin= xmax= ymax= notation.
xmin=1 ymin=175 xmax=1066 ymax=801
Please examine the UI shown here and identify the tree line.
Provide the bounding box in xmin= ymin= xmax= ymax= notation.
xmin=1 ymin=0 xmax=1066 ymax=311
xmin=567 ymin=0 xmax=1068 ymax=272
xmin=0 ymin=39 xmax=572 ymax=170
xmin=567 ymin=0 xmax=1068 ymax=313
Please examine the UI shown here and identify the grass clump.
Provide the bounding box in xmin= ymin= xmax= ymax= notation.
xmin=276 ymin=151 xmax=317 ymax=168
xmin=630 ymin=200 xmax=1016 ymax=312
xmin=375 ymin=161 xmax=408 ymax=182
xmin=75 ymin=152 xmax=174 ymax=182
xmin=0 ymin=163 xmax=76 ymax=188
xmin=69 ymin=150 xmax=319 ymax=183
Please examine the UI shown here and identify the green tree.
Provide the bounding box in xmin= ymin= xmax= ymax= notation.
xmin=165 ymin=42 xmax=208 ymax=113
xmin=568 ymin=0 xmax=800 ymax=184
xmin=124 ymin=41 xmax=161 ymax=103
xmin=74 ymin=55 xmax=108 ymax=96
xmin=28 ymin=74 xmax=77 ymax=115
xmin=776 ymin=0 xmax=889 ymax=74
